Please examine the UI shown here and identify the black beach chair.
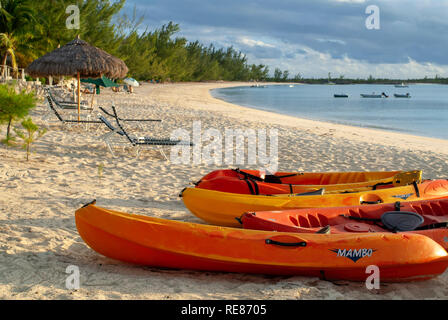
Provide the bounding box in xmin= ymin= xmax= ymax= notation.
xmin=106 ymin=106 xmax=193 ymax=160
xmin=45 ymin=96 xmax=102 ymax=129
xmin=46 ymin=88 xmax=93 ymax=111
xmin=99 ymin=106 xmax=161 ymax=123
xmin=98 ymin=115 xmax=129 ymax=155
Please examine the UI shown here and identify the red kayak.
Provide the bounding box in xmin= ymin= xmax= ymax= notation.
xmin=240 ymin=198 xmax=448 ymax=249
xmin=195 ymin=169 xmax=422 ymax=195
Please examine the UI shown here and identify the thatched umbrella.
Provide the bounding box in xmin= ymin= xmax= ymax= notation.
xmin=26 ymin=36 xmax=128 ymax=121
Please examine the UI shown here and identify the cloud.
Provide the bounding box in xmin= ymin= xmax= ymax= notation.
xmin=237 ymin=37 xmax=275 ymax=48
xmin=260 ymin=48 xmax=448 ymax=79
xmin=124 ymin=0 xmax=448 ymax=78
xmin=316 ymin=38 xmax=347 ymax=45
xmin=331 ymin=0 xmax=366 ymax=3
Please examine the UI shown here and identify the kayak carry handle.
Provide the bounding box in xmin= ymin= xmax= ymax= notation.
xmin=360 ymin=200 xmax=382 ymax=205
xmin=265 ymin=239 xmax=307 ymax=247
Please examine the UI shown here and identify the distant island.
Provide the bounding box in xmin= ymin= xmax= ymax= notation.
xmin=265 ymin=70 xmax=448 ymax=85
xmin=267 ymin=77 xmax=448 ymax=85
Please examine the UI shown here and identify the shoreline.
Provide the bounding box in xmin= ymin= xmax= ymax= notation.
xmin=209 ymin=89 xmax=439 ymax=141
xmin=149 ymin=81 xmax=448 ymax=156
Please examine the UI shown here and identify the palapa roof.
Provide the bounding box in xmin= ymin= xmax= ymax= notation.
xmin=26 ymin=37 xmax=128 ymax=79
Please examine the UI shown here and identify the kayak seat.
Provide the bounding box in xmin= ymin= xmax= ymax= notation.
xmin=380 ymin=211 xmax=424 ymax=232
xmin=342 ymin=210 xmax=425 ymax=232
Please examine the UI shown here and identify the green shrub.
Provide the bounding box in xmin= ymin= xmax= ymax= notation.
xmin=14 ymin=118 xmax=47 ymax=161
xmin=0 ymin=85 xmax=36 ymax=145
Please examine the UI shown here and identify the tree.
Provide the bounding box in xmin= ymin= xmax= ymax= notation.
xmin=293 ymin=73 xmax=302 ymax=82
xmin=17 ymin=1 xmax=267 ymax=82
xmin=273 ymin=68 xmax=282 ymax=82
xmin=0 ymin=33 xmax=17 ymax=76
xmin=0 ymin=84 xmax=35 ymax=144
xmin=14 ymin=117 xmax=46 ymax=161
xmin=249 ymin=64 xmax=268 ymax=82
xmin=0 ymin=0 xmax=36 ymax=76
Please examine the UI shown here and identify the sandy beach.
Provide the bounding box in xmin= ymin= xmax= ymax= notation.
xmin=1 ymin=81 xmax=448 ymax=300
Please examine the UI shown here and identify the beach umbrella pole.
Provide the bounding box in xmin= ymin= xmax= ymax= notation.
xmin=91 ymin=87 xmax=95 ymax=109
xmin=77 ymin=72 xmax=81 ymax=122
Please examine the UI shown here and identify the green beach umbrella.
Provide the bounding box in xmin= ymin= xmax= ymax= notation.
xmin=81 ymin=75 xmax=119 ymax=94
xmin=81 ymin=75 xmax=120 ymax=106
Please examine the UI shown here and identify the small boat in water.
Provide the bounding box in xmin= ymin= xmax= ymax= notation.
xmin=361 ymin=94 xmax=382 ymax=98
xmin=395 ymin=83 xmax=409 ymax=88
xmin=334 ymin=94 xmax=348 ymax=98
xmin=361 ymin=92 xmax=389 ymax=98
xmin=394 ymin=93 xmax=411 ymax=98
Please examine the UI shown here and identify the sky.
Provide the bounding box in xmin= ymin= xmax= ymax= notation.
xmin=123 ymin=0 xmax=448 ymax=79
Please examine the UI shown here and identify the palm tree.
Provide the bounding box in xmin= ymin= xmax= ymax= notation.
xmin=0 ymin=33 xmax=17 ymax=77
xmin=0 ymin=0 xmax=35 ymax=78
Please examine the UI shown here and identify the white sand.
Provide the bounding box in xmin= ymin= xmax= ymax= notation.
xmin=1 ymin=82 xmax=448 ymax=300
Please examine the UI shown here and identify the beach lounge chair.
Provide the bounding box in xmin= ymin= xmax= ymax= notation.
xmin=46 ymin=87 xmax=76 ymax=104
xmin=98 ymin=115 xmax=129 ymax=155
xmin=102 ymin=106 xmax=193 ymax=160
xmin=98 ymin=106 xmax=161 ymax=123
xmin=46 ymin=88 xmax=92 ymax=111
xmin=45 ymin=96 xmax=102 ymax=129
xmin=99 ymin=106 xmax=162 ymax=131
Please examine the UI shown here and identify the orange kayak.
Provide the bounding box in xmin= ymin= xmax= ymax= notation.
xmin=181 ymin=180 xmax=448 ymax=227
xmin=75 ymin=201 xmax=448 ymax=282
xmin=195 ymin=169 xmax=422 ymax=195
xmin=241 ymin=198 xmax=448 ymax=249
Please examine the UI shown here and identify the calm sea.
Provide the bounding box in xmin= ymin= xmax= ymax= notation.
xmin=211 ymin=84 xmax=448 ymax=140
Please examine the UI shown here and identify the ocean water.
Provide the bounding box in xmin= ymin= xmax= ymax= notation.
xmin=211 ymin=84 xmax=448 ymax=140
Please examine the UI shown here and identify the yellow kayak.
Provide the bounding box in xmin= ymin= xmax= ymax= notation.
xmin=181 ymin=180 xmax=448 ymax=227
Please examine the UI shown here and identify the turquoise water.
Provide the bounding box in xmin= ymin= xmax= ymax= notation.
xmin=211 ymin=84 xmax=448 ymax=140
